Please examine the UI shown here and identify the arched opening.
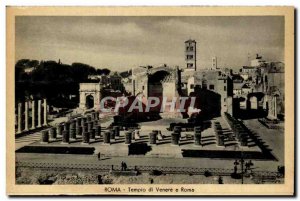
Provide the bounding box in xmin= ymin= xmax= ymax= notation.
xmin=249 ymin=96 xmax=258 ymax=109
xmin=148 ymin=71 xmax=170 ymax=112
xmin=86 ymin=95 xmax=94 ymax=109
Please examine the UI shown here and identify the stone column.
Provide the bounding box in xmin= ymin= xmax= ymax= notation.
xmin=171 ymin=133 xmax=180 ymax=145
xmin=240 ymin=134 xmax=248 ymax=146
xmin=103 ymin=131 xmax=111 ymax=145
xmin=157 ymin=130 xmax=163 ymax=140
xmin=64 ymin=122 xmax=70 ymax=131
xmin=70 ymin=120 xmax=76 ymax=140
xmin=110 ymin=129 xmax=115 ymax=140
xmin=95 ymin=125 xmax=101 ymax=137
xmin=43 ymin=99 xmax=47 ymax=126
xmin=82 ymin=131 xmax=90 ymax=144
xmin=113 ymin=126 xmax=120 ymax=138
xmin=174 ymin=126 xmax=181 ymax=138
xmin=31 ymin=100 xmax=35 ymax=129
xmin=49 ymin=127 xmax=57 ymax=140
xmin=274 ymin=96 xmax=277 ymax=119
xmin=90 ymin=128 xmax=96 ymax=140
xmin=194 ymin=126 xmax=201 ymax=146
xmin=62 ymin=130 xmax=70 ymax=144
xmin=95 ymin=111 xmax=99 ymax=120
xmin=217 ymin=133 xmax=224 ymax=146
xmin=24 ymin=102 xmax=29 ymax=131
xmin=152 ymin=130 xmax=159 ymax=139
xmin=87 ymin=122 xmax=93 ymax=132
xmin=37 ymin=100 xmax=42 ymax=128
xmin=134 ymin=130 xmax=140 ymax=140
xmin=41 ymin=130 xmax=49 ymax=143
xmin=57 ymin=124 xmax=63 ymax=136
xmin=194 ymin=134 xmax=201 ymax=146
xmin=149 ymin=132 xmax=157 ymax=145
xmin=125 ymin=131 xmax=132 ymax=144
xmin=17 ymin=103 xmax=22 ymax=133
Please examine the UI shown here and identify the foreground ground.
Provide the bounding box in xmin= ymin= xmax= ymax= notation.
xmin=16 ymin=167 xmax=282 ymax=185
xmin=15 ymin=117 xmax=284 ymax=184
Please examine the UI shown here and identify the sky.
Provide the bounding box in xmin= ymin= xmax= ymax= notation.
xmin=16 ymin=16 xmax=284 ymax=71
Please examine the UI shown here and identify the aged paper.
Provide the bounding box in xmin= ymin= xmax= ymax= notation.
xmin=7 ymin=6 xmax=294 ymax=195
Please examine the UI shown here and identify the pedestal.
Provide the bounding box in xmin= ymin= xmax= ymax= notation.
xmin=110 ymin=129 xmax=115 ymax=140
xmin=90 ymin=128 xmax=96 ymax=140
xmin=171 ymin=133 xmax=180 ymax=145
xmin=62 ymin=130 xmax=70 ymax=144
xmin=49 ymin=127 xmax=57 ymax=140
xmin=194 ymin=133 xmax=201 ymax=146
xmin=82 ymin=131 xmax=90 ymax=144
xmin=125 ymin=131 xmax=132 ymax=144
xmin=113 ymin=126 xmax=120 ymax=138
xmin=149 ymin=132 xmax=157 ymax=145
xmin=103 ymin=131 xmax=111 ymax=144
xmin=57 ymin=124 xmax=63 ymax=136
xmin=41 ymin=130 xmax=49 ymax=143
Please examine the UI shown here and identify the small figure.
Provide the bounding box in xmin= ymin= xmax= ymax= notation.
xmin=121 ymin=161 xmax=124 ymax=171
xmin=124 ymin=162 xmax=127 ymax=171
xmin=218 ymin=176 xmax=223 ymax=184
xmin=97 ymin=152 xmax=101 ymax=161
xmin=234 ymin=165 xmax=238 ymax=174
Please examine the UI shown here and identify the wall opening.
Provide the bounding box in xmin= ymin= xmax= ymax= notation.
xmin=85 ymin=95 xmax=94 ymax=109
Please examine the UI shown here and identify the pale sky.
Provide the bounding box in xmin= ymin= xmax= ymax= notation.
xmin=16 ymin=16 xmax=284 ymax=71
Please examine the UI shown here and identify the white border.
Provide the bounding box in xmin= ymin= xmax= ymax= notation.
xmin=1 ymin=0 xmax=298 ymax=201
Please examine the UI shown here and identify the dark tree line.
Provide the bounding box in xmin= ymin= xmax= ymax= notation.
xmin=15 ymin=59 xmax=111 ymax=83
xmin=15 ymin=59 xmax=111 ymax=108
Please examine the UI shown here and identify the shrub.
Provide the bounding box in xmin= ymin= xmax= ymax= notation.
xmin=204 ymin=170 xmax=212 ymax=177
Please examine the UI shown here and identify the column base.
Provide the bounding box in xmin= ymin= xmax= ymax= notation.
xmin=61 ymin=142 xmax=70 ymax=145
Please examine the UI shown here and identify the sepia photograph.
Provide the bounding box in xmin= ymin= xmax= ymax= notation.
xmin=6 ymin=6 xmax=294 ymax=195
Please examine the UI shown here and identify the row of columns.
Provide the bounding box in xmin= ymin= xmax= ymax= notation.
xmin=224 ymin=113 xmax=249 ymax=147
xmin=41 ymin=124 xmax=204 ymax=146
xmin=17 ymin=99 xmax=47 ymax=134
xmin=41 ymin=111 xmax=101 ymax=144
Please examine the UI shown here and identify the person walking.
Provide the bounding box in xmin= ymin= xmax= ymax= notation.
xmin=124 ymin=162 xmax=127 ymax=171
xmin=121 ymin=161 xmax=124 ymax=171
xmin=97 ymin=152 xmax=101 ymax=161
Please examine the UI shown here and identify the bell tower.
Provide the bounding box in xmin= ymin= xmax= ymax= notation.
xmin=185 ymin=39 xmax=197 ymax=71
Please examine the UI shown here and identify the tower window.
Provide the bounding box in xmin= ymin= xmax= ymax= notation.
xmin=187 ymin=63 xmax=194 ymax=68
xmin=186 ymin=55 xmax=194 ymax=60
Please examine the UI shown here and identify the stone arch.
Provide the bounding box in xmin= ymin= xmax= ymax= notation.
xmin=247 ymin=92 xmax=265 ymax=110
